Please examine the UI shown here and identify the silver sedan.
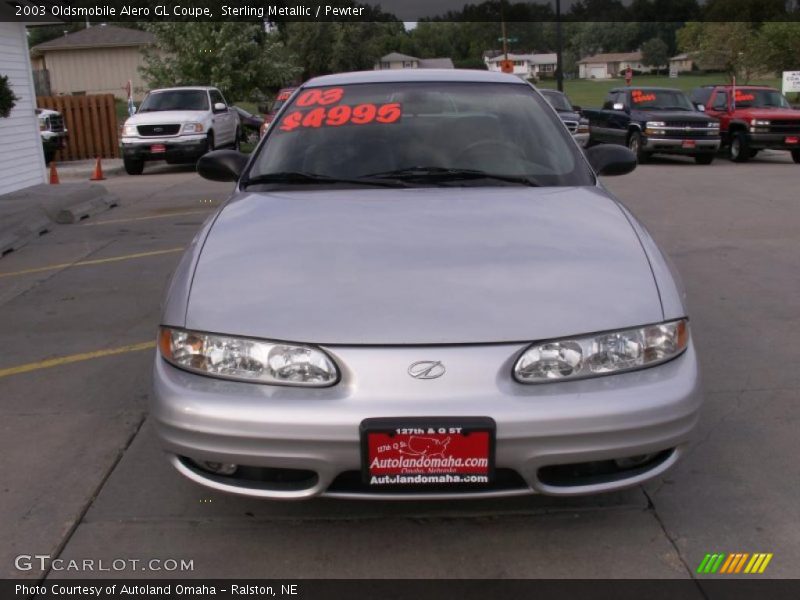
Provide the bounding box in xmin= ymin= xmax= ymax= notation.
xmin=152 ymin=69 xmax=702 ymax=500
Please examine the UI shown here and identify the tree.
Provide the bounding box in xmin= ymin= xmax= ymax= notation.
xmin=641 ymin=38 xmax=669 ymax=74
xmin=0 ymin=74 xmax=19 ymax=118
xmin=756 ymin=22 xmax=800 ymax=74
xmin=676 ymin=22 xmax=762 ymax=82
xmin=140 ymin=23 xmax=300 ymax=103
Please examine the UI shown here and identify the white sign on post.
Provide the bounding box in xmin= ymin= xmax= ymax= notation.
xmin=782 ymin=71 xmax=800 ymax=94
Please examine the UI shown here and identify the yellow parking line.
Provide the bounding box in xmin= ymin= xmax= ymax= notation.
xmin=82 ymin=210 xmax=212 ymax=226
xmin=0 ymin=341 xmax=156 ymax=379
xmin=0 ymin=247 xmax=184 ymax=279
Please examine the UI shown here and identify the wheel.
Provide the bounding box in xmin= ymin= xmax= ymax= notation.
xmin=232 ymin=128 xmax=240 ymax=151
xmin=793 ymin=149 xmax=800 ymax=164
xmin=123 ymin=157 xmax=144 ymax=175
xmin=627 ymin=132 xmax=649 ymax=163
xmin=694 ymin=154 xmax=714 ymax=165
xmin=729 ymin=131 xmax=750 ymax=162
xmin=206 ymin=131 xmax=215 ymax=153
xmin=749 ymin=149 xmax=759 ymax=158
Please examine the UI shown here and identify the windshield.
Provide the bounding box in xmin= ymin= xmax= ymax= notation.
xmin=270 ymin=89 xmax=295 ymax=114
xmin=733 ymin=89 xmax=791 ymax=109
xmin=541 ymin=91 xmax=573 ymax=112
xmin=139 ymin=90 xmax=209 ymax=112
xmin=249 ymin=82 xmax=594 ymax=188
xmin=630 ymin=89 xmax=695 ymax=110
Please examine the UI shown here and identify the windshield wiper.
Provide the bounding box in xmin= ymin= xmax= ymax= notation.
xmin=242 ymin=171 xmax=407 ymax=189
xmin=362 ymin=167 xmax=541 ymax=187
xmin=656 ymin=106 xmax=692 ymax=111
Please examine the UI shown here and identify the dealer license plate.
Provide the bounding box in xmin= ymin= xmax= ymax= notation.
xmin=150 ymin=144 xmax=166 ymax=153
xmin=361 ymin=417 xmax=495 ymax=488
xmin=682 ymin=140 xmax=696 ymax=149
xmin=786 ymin=136 xmax=799 ymax=145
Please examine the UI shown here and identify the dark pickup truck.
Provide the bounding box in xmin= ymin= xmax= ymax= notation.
xmin=583 ymin=87 xmax=721 ymax=164
xmin=690 ymin=85 xmax=800 ymax=163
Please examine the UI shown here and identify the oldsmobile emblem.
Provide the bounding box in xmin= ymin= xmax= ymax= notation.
xmin=408 ymin=360 xmax=445 ymax=380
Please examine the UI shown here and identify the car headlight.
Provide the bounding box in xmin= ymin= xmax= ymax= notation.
xmin=646 ymin=121 xmax=666 ymax=128
xmin=708 ymin=121 xmax=720 ymax=128
xmin=750 ymin=119 xmax=770 ymax=126
xmin=182 ymin=122 xmax=204 ymax=134
xmin=158 ymin=327 xmax=339 ymax=387
xmin=577 ymin=118 xmax=589 ymax=133
xmin=123 ymin=124 xmax=138 ymax=136
xmin=513 ymin=319 xmax=689 ymax=383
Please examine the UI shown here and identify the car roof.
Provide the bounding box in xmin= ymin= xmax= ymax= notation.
xmin=701 ymin=84 xmax=776 ymax=89
xmin=610 ymin=86 xmax=684 ymax=93
xmin=149 ymin=86 xmax=216 ymax=93
xmin=304 ymin=69 xmax=529 ymax=87
xmin=539 ymin=89 xmax=565 ymax=95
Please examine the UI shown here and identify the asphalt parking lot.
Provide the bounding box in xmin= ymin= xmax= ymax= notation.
xmin=1 ymin=151 xmax=798 ymax=586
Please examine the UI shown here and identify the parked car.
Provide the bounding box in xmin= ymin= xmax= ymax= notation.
xmin=153 ymin=70 xmax=701 ymax=500
xmin=37 ymin=108 xmax=68 ymax=164
xmin=583 ymin=87 xmax=721 ymax=164
xmin=539 ymin=89 xmax=589 ymax=147
xmin=231 ymin=106 xmax=262 ymax=144
xmin=120 ymin=86 xmax=240 ymax=175
xmin=690 ymin=85 xmax=800 ymax=163
xmin=259 ymin=87 xmax=297 ymax=137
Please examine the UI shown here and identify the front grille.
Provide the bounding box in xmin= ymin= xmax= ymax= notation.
xmin=137 ymin=124 xmax=181 ymax=137
xmin=769 ymin=120 xmax=800 ymax=134
xmin=563 ymin=120 xmax=578 ymax=133
xmin=664 ymin=120 xmax=708 ymax=128
xmin=48 ymin=114 xmax=65 ymax=132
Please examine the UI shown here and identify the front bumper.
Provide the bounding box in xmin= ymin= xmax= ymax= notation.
xmin=642 ymin=136 xmax=721 ymax=154
xmin=121 ymin=135 xmax=207 ymax=162
xmin=746 ymin=132 xmax=800 ymax=150
xmin=151 ymin=340 xmax=702 ymax=500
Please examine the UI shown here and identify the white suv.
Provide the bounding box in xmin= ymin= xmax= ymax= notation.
xmin=120 ymin=86 xmax=240 ymax=175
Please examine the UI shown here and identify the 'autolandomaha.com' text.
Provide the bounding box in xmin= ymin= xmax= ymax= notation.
xmin=16 ymin=583 xmax=298 ymax=596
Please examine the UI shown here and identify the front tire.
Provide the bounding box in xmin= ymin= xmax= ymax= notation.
xmin=730 ymin=131 xmax=750 ymax=162
xmin=694 ymin=154 xmax=714 ymax=165
xmin=628 ymin=131 xmax=649 ymax=163
xmin=792 ymin=149 xmax=800 ymax=164
xmin=123 ymin=157 xmax=144 ymax=175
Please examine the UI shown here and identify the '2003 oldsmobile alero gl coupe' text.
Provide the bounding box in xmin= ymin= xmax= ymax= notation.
xmin=152 ymin=69 xmax=702 ymax=500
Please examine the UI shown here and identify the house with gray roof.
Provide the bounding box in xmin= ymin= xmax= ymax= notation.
xmin=374 ymin=52 xmax=454 ymax=70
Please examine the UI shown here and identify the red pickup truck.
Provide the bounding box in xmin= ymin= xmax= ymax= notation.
xmin=690 ymin=85 xmax=800 ymax=163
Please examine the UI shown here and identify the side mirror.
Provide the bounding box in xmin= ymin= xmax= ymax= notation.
xmin=584 ymin=144 xmax=637 ymax=177
xmin=197 ymin=150 xmax=249 ymax=182
xmin=213 ymin=102 xmax=227 ymax=112
xmin=612 ymin=102 xmax=625 ymax=111
xmin=695 ymin=104 xmax=705 ymax=112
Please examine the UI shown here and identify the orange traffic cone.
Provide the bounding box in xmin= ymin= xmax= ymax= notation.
xmin=90 ymin=157 xmax=105 ymax=181
xmin=49 ymin=161 xmax=60 ymax=185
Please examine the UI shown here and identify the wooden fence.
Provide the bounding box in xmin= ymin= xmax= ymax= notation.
xmin=36 ymin=94 xmax=119 ymax=161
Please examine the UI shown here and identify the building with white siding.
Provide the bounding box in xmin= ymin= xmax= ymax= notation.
xmin=30 ymin=25 xmax=155 ymax=100
xmin=0 ymin=21 xmax=47 ymax=195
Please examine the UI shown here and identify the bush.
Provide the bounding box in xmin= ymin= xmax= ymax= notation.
xmin=0 ymin=74 xmax=19 ymax=118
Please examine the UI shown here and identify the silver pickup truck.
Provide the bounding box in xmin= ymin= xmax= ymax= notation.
xmin=37 ymin=108 xmax=68 ymax=164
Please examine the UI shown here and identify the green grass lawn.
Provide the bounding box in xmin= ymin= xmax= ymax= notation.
xmin=536 ymin=74 xmax=782 ymax=109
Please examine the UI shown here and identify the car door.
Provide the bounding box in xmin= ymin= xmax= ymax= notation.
xmin=592 ymin=92 xmax=618 ymax=143
xmin=606 ymin=91 xmax=631 ymax=145
xmin=704 ymin=90 xmax=730 ymax=138
xmin=209 ymin=89 xmax=235 ymax=146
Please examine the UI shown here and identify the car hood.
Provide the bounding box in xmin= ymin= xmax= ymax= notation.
xmin=126 ymin=110 xmax=206 ymax=125
xmin=632 ymin=110 xmax=710 ymax=122
xmin=556 ymin=110 xmax=582 ymax=122
xmin=736 ymin=108 xmax=800 ymax=120
xmin=186 ymin=187 xmax=663 ymax=345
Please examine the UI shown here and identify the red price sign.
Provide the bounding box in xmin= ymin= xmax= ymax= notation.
xmin=632 ymin=89 xmax=657 ymax=103
xmin=279 ymin=103 xmax=402 ymax=132
xmin=735 ymin=92 xmax=755 ymax=102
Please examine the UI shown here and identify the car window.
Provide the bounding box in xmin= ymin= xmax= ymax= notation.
xmin=138 ymin=90 xmax=209 ymax=112
xmin=210 ymin=90 xmax=227 ymax=108
xmin=542 ymin=91 xmax=573 ymax=112
xmin=733 ymin=89 xmax=791 ymax=109
xmin=629 ymin=89 xmax=695 ymax=110
xmin=248 ymin=82 xmax=595 ymax=188
xmin=270 ymin=89 xmax=295 ymax=114
xmin=690 ymin=88 xmax=712 ymax=106
xmin=602 ymin=92 xmax=618 ymax=110
xmin=711 ymin=91 xmax=728 ymax=111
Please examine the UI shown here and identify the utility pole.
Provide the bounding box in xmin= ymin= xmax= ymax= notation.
xmin=556 ymin=0 xmax=564 ymax=92
xmin=501 ymin=1 xmax=508 ymax=59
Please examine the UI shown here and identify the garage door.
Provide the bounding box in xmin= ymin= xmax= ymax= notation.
xmin=590 ymin=66 xmax=606 ymax=79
